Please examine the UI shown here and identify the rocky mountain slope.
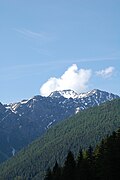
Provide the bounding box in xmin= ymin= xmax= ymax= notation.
xmin=0 ymin=89 xmax=119 ymax=162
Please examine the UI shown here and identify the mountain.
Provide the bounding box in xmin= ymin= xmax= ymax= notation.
xmin=0 ymin=89 xmax=119 ymax=163
xmin=0 ymin=99 xmax=120 ymax=180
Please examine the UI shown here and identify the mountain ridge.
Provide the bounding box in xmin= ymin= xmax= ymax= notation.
xmin=49 ymin=89 xmax=104 ymax=99
xmin=0 ymin=89 xmax=119 ymax=163
xmin=0 ymin=98 xmax=120 ymax=180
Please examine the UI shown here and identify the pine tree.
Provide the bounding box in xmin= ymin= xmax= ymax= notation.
xmin=76 ymin=148 xmax=84 ymax=180
xmin=44 ymin=168 xmax=53 ymax=180
xmin=52 ymin=161 xmax=61 ymax=180
xmin=62 ymin=151 xmax=76 ymax=180
xmin=80 ymin=146 xmax=95 ymax=180
xmin=77 ymin=148 xmax=83 ymax=167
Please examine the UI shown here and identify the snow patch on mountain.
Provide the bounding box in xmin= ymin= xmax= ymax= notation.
xmin=49 ymin=89 xmax=78 ymax=99
xmin=12 ymin=148 xmax=16 ymax=156
xmin=75 ymin=107 xmax=80 ymax=114
xmin=49 ymin=89 xmax=99 ymax=99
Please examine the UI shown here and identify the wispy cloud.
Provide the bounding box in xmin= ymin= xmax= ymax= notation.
xmin=14 ymin=28 xmax=51 ymax=41
xmin=96 ymin=66 xmax=115 ymax=78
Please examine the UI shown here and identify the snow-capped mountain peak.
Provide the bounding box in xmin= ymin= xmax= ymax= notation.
xmin=78 ymin=89 xmax=98 ymax=98
xmin=49 ymin=89 xmax=78 ymax=99
xmin=49 ymin=89 xmax=100 ymax=99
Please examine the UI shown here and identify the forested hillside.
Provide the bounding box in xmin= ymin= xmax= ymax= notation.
xmin=45 ymin=129 xmax=120 ymax=180
xmin=0 ymin=99 xmax=120 ymax=180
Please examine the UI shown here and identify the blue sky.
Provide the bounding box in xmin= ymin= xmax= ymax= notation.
xmin=0 ymin=0 xmax=120 ymax=103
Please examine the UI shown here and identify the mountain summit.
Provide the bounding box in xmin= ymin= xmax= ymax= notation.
xmin=49 ymin=89 xmax=78 ymax=99
xmin=49 ymin=89 xmax=117 ymax=100
xmin=0 ymin=89 xmax=119 ymax=163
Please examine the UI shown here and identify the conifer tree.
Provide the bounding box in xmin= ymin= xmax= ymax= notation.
xmin=77 ymin=148 xmax=83 ymax=167
xmin=52 ymin=161 xmax=61 ymax=180
xmin=76 ymin=148 xmax=84 ymax=180
xmin=44 ymin=168 xmax=53 ymax=180
xmin=62 ymin=151 xmax=76 ymax=180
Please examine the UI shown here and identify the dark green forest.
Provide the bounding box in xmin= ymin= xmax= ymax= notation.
xmin=45 ymin=129 xmax=120 ymax=180
xmin=0 ymin=99 xmax=120 ymax=179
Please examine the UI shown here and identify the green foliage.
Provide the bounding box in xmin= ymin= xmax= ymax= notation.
xmin=0 ymin=99 xmax=120 ymax=179
xmin=62 ymin=151 xmax=76 ymax=180
xmin=45 ymin=128 xmax=120 ymax=180
xmin=44 ymin=168 xmax=52 ymax=180
xmin=94 ymin=130 xmax=120 ymax=180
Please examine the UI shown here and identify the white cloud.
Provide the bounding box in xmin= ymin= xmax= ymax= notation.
xmin=96 ymin=66 xmax=115 ymax=78
xmin=40 ymin=64 xmax=92 ymax=96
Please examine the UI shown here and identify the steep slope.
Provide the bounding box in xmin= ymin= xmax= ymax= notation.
xmin=0 ymin=102 xmax=25 ymax=161
xmin=0 ymin=99 xmax=120 ymax=180
xmin=0 ymin=89 xmax=119 ymax=163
